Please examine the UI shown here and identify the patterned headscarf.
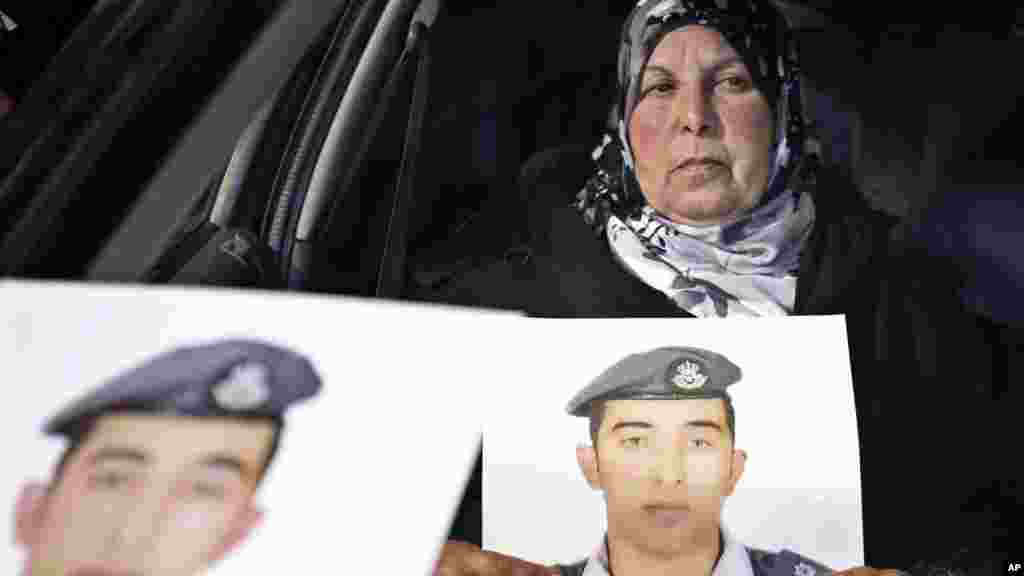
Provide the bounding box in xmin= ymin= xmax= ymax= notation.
xmin=575 ymin=0 xmax=821 ymax=318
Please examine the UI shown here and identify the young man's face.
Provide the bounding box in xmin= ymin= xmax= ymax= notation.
xmin=577 ymin=399 xmax=745 ymax=557
xmin=16 ymin=413 xmax=275 ymax=576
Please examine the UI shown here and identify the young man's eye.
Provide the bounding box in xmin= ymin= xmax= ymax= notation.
xmin=623 ymin=437 xmax=647 ymax=448
xmin=89 ymin=471 xmax=130 ymax=490
xmin=192 ymin=481 xmax=226 ymax=500
xmin=690 ymin=438 xmax=713 ymax=449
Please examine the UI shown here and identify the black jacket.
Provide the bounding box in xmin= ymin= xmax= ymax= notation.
xmin=417 ymin=146 xmax=1004 ymax=572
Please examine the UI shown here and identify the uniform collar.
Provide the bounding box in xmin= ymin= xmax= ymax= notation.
xmin=583 ymin=526 xmax=755 ymax=576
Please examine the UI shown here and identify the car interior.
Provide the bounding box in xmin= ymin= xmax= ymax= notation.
xmin=1 ymin=0 xmax=1020 ymax=553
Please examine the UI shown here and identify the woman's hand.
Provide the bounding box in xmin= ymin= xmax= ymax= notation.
xmin=434 ymin=541 xmax=560 ymax=576
xmin=833 ymin=568 xmax=910 ymax=576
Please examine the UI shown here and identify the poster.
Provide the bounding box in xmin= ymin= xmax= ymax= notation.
xmin=2 ymin=281 xmax=506 ymax=576
xmin=484 ymin=316 xmax=862 ymax=571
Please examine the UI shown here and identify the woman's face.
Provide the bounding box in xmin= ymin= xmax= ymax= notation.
xmin=628 ymin=25 xmax=774 ymax=226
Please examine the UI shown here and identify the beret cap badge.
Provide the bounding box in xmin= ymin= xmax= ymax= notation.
xmin=212 ymin=362 xmax=271 ymax=411
xmin=671 ymin=360 xmax=708 ymax=390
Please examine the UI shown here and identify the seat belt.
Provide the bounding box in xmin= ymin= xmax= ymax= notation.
xmin=284 ymin=0 xmax=422 ymax=290
xmin=263 ymin=0 xmax=391 ymax=255
xmin=140 ymin=164 xmax=226 ymax=283
xmin=376 ymin=16 xmax=433 ymax=298
xmin=134 ymin=0 xmax=356 ymax=286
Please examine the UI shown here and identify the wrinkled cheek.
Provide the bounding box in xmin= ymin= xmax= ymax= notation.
xmin=629 ymin=108 xmax=671 ymax=175
xmin=724 ymin=95 xmax=773 ymax=143
xmin=721 ymin=103 xmax=774 ymax=188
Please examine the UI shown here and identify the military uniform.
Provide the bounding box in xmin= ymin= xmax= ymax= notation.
xmin=559 ymin=346 xmax=835 ymax=576
xmin=44 ymin=338 xmax=322 ymax=436
xmin=556 ymin=528 xmax=832 ymax=576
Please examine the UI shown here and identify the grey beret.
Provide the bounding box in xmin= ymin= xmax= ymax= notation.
xmin=566 ymin=346 xmax=742 ymax=417
xmin=44 ymin=339 xmax=323 ymax=436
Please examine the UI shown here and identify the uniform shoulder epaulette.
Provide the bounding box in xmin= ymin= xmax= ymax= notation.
xmin=747 ymin=547 xmax=833 ymax=576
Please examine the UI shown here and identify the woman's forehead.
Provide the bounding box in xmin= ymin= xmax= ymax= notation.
xmin=647 ymin=25 xmax=741 ymax=69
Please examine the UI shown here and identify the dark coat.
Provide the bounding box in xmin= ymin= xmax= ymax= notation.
xmin=416 ymin=145 xmax=1003 ymax=572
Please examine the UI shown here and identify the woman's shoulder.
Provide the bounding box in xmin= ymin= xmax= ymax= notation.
xmin=804 ymin=165 xmax=976 ymax=299
xmin=518 ymin=142 xmax=595 ymax=202
xmin=800 ymin=164 xmax=940 ymax=289
xmin=807 ymin=164 xmax=900 ymax=237
xmin=408 ymin=203 xmax=532 ymax=309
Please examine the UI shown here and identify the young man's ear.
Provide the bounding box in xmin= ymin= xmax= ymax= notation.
xmin=209 ymin=505 xmax=264 ymax=565
xmin=576 ymin=445 xmax=602 ymax=491
xmin=14 ymin=481 xmax=49 ymax=547
xmin=725 ymin=450 xmax=747 ymax=496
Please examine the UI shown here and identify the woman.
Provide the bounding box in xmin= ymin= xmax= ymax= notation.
xmin=425 ymin=1 xmax=1001 ymax=575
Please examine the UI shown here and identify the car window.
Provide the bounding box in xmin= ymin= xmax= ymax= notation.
xmin=0 ymin=0 xmax=298 ymax=278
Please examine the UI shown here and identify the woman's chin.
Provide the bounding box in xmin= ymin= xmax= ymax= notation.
xmin=658 ymin=195 xmax=745 ymax=227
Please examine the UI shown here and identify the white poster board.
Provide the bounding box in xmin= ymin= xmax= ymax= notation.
xmin=2 ymin=281 xmax=511 ymax=576
xmin=484 ymin=316 xmax=862 ymax=571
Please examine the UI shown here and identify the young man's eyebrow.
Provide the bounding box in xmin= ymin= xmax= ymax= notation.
xmin=87 ymin=446 xmax=148 ymax=466
xmin=198 ymin=454 xmax=249 ymax=478
xmin=611 ymin=420 xmax=724 ymax=431
xmin=685 ymin=419 xmax=724 ymax=432
xmin=610 ymin=421 xmax=654 ymax=432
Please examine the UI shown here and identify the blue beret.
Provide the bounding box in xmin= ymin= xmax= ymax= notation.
xmin=44 ymin=339 xmax=323 ymax=436
xmin=566 ymin=346 xmax=742 ymax=417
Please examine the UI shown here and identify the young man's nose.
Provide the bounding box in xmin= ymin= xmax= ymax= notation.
xmin=98 ymin=487 xmax=173 ymax=569
xmin=652 ymin=446 xmax=688 ymax=485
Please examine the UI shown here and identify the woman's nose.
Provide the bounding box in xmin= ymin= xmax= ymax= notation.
xmin=674 ymin=82 xmax=714 ymax=136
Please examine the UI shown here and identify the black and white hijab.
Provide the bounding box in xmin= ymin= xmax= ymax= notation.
xmin=575 ymin=0 xmax=821 ymax=318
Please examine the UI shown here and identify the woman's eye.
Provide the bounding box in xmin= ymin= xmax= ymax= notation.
xmin=644 ymin=82 xmax=674 ymax=96
xmin=718 ymin=76 xmax=749 ymax=92
xmin=691 ymin=439 xmax=712 ymax=448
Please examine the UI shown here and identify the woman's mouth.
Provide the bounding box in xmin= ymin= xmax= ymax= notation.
xmin=674 ymin=158 xmax=725 ymax=174
xmin=671 ymin=159 xmax=727 ymax=187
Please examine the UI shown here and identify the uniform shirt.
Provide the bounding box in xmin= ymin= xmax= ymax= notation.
xmin=564 ymin=526 xmax=831 ymax=576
